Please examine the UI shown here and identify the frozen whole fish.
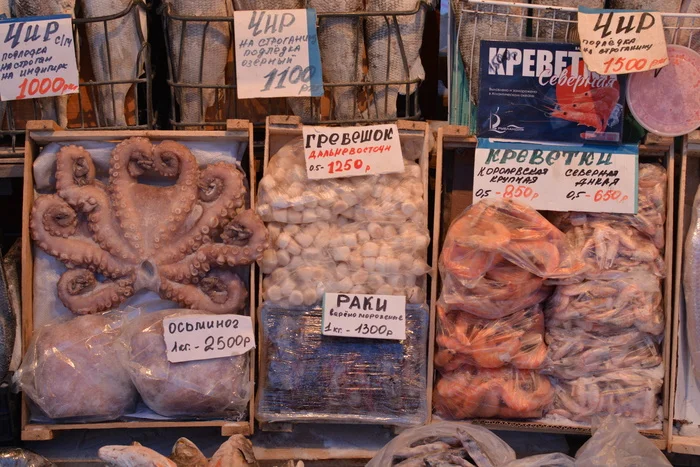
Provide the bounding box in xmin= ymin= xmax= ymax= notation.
xmin=167 ymin=0 xmax=232 ymax=127
xmin=366 ymin=0 xmax=426 ymax=119
xmin=208 ymin=435 xmax=258 ymax=467
xmin=170 ymin=438 xmax=207 ymax=467
xmin=455 ymin=0 xmax=524 ymax=105
xmin=0 ymin=249 xmax=14 ymax=381
xmin=309 ymin=0 xmax=364 ymax=121
xmin=82 ymin=0 xmax=147 ymax=127
xmin=233 ymin=0 xmax=315 ymax=120
xmin=684 ymin=184 xmax=700 ymax=383
xmin=531 ymin=0 xmax=603 ymax=41
xmin=99 ymin=443 xmax=176 ymax=467
xmin=12 ymin=0 xmax=76 ymax=127
xmin=0 ymin=448 xmax=55 ymax=467
xmin=0 ymin=0 xmax=10 ymax=131
xmin=4 ymin=240 xmax=21 ymax=373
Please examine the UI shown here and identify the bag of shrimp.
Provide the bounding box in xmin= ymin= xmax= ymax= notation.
xmin=543 ymin=327 xmax=662 ymax=379
xmin=439 ymin=199 xmax=586 ymax=286
xmin=548 ymin=367 xmax=664 ymax=426
xmin=433 ymin=367 xmax=553 ymax=420
xmin=546 ymin=272 xmax=664 ymax=335
xmin=435 ymin=304 xmax=547 ymax=371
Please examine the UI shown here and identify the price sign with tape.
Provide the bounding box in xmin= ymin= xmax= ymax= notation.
xmin=0 ymin=15 xmax=79 ymax=101
xmin=577 ymin=7 xmax=669 ymax=75
xmin=302 ymin=124 xmax=404 ymax=179
xmin=163 ymin=314 xmax=255 ymax=363
xmin=322 ymin=293 xmax=406 ymax=341
xmin=233 ymin=9 xmax=323 ymax=99
xmin=474 ymin=138 xmax=638 ymax=214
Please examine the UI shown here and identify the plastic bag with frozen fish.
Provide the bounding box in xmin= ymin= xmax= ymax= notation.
xmin=120 ymin=309 xmax=252 ymax=419
xmin=256 ymin=137 xmax=430 ymax=307
xmin=256 ymin=304 xmax=428 ymax=426
xmin=14 ymin=313 xmax=137 ymax=421
xmin=366 ymin=421 xmax=516 ymax=467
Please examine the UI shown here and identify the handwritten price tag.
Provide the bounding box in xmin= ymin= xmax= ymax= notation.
xmin=474 ymin=138 xmax=638 ymax=214
xmin=163 ymin=314 xmax=255 ymax=363
xmin=577 ymin=7 xmax=668 ymax=75
xmin=322 ymin=293 xmax=406 ymax=341
xmin=0 ymin=15 xmax=79 ymax=101
xmin=233 ymin=9 xmax=323 ymax=99
xmin=302 ymin=124 xmax=404 ymax=179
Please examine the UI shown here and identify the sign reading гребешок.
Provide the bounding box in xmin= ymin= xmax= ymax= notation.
xmin=0 ymin=15 xmax=79 ymax=101
xmin=303 ymin=124 xmax=404 ymax=179
xmin=474 ymin=139 xmax=639 ymax=214
xmin=578 ymin=7 xmax=668 ymax=75
xmin=322 ymin=293 xmax=406 ymax=341
xmin=163 ymin=314 xmax=255 ymax=363
xmin=233 ymin=9 xmax=323 ymax=99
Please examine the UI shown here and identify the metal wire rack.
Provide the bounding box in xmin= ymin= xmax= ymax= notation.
xmin=161 ymin=1 xmax=429 ymax=129
xmin=450 ymin=0 xmax=700 ymax=129
xmin=0 ymin=0 xmax=152 ymax=158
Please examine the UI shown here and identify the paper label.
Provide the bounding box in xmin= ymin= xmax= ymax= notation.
xmin=322 ymin=293 xmax=406 ymax=341
xmin=163 ymin=314 xmax=255 ymax=363
xmin=302 ymin=124 xmax=404 ymax=179
xmin=474 ymin=139 xmax=639 ymax=214
xmin=233 ymin=9 xmax=323 ymax=99
xmin=0 ymin=15 xmax=79 ymax=101
xmin=578 ymin=7 xmax=668 ymax=75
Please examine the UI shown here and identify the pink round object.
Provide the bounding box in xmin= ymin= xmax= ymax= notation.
xmin=627 ymin=45 xmax=700 ymax=137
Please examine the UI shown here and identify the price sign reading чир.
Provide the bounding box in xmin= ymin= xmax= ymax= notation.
xmin=0 ymin=15 xmax=79 ymax=101
xmin=322 ymin=293 xmax=406 ymax=341
xmin=577 ymin=7 xmax=669 ymax=75
xmin=473 ymin=139 xmax=639 ymax=214
xmin=233 ymin=9 xmax=323 ymax=99
xmin=163 ymin=314 xmax=255 ymax=363
xmin=302 ymin=124 xmax=404 ymax=179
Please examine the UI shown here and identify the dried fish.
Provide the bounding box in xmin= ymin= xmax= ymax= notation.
xmin=170 ymin=438 xmax=207 ymax=467
xmin=99 ymin=443 xmax=176 ymax=467
xmin=684 ymin=184 xmax=700 ymax=383
xmin=208 ymin=435 xmax=258 ymax=467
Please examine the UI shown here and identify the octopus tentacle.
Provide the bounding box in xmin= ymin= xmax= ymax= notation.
xmin=31 ymin=195 xmax=132 ymax=278
xmin=54 ymin=146 xmax=139 ymax=263
xmin=57 ymin=269 xmax=134 ymax=315
xmin=154 ymin=162 xmax=246 ymax=263
xmin=152 ymin=140 xmax=199 ymax=246
xmin=159 ymin=210 xmax=268 ymax=280
xmin=159 ymin=270 xmax=247 ymax=314
xmin=109 ymin=137 xmax=153 ymax=255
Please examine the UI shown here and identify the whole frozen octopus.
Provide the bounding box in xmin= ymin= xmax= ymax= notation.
xmin=30 ymin=138 xmax=268 ymax=315
xmin=257 ymin=138 xmax=430 ymax=306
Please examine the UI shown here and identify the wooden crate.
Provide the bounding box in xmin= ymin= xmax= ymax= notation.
xmin=20 ymin=120 xmax=256 ymax=440
xmin=668 ymin=132 xmax=700 ymax=454
xmin=256 ymin=115 xmax=438 ymax=432
xmin=433 ymin=125 xmax=675 ymax=450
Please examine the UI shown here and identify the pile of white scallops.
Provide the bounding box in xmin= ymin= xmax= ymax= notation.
xmin=257 ymin=139 xmax=430 ymax=307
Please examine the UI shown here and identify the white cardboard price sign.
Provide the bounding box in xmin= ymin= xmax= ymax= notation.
xmin=163 ymin=314 xmax=255 ymax=363
xmin=0 ymin=15 xmax=79 ymax=101
xmin=474 ymin=138 xmax=639 ymax=214
xmin=302 ymin=124 xmax=404 ymax=179
xmin=233 ymin=9 xmax=323 ymax=99
xmin=577 ymin=7 xmax=668 ymax=75
xmin=322 ymin=293 xmax=406 ymax=341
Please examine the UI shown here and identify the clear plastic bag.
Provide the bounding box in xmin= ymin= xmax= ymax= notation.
xmin=257 ymin=138 xmax=430 ymax=307
xmin=14 ymin=313 xmax=137 ymax=421
xmin=440 ymin=199 xmax=585 ymax=287
xmin=256 ymin=304 xmax=429 ymax=426
xmin=366 ymin=421 xmax=516 ymax=467
xmin=549 ymin=369 xmax=663 ymax=425
xmin=544 ymin=327 xmax=662 ymax=379
xmin=436 ymin=304 xmax=547 ymax=371
xmin=575 ymin=415 xmax=671 ymax=466
xmin=120 ymin=309 xmax=251 ymax=420
xmin=434 ymin=367 xmax=553 ymax=420
xmin=0 ymin=448 xmax=56 ymax=467
xmin=503 ymin=452 xmax=576 ymax=467
xmin=546 ymin=272 xmax=664 ymax=335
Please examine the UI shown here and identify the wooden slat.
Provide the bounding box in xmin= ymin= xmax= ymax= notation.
xmin=20 ymin=120 xmax=257 ymax=440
